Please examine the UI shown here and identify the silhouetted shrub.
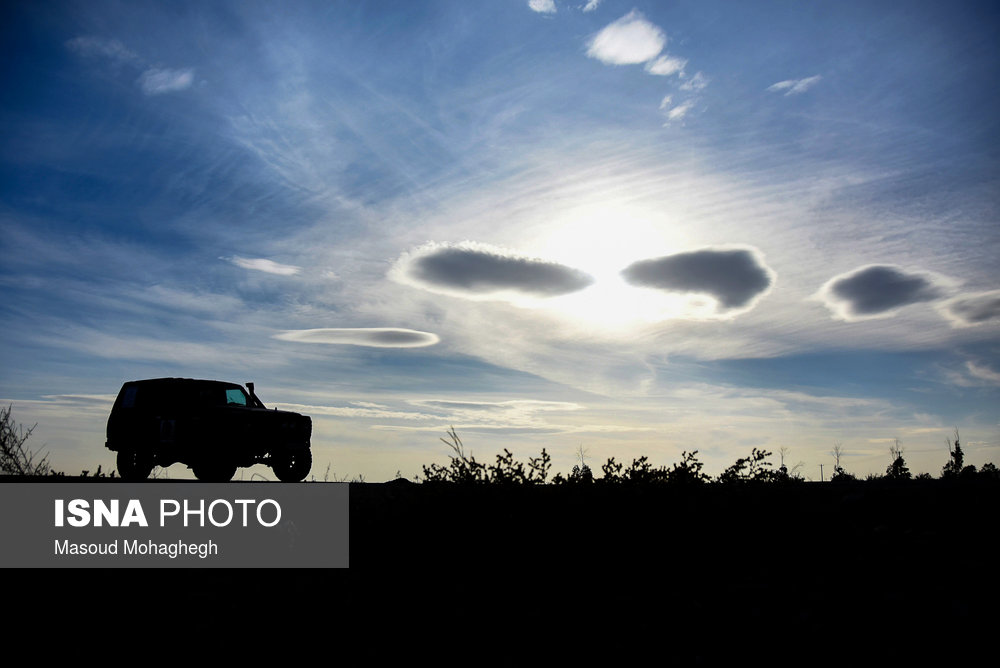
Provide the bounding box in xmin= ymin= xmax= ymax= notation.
xmin=717 ymin=448 xmax=776 ymax=484
xmin=553 ymin=463 xmax=593 ymax=485
xmin=420 ymin=427 xmax=550 ymax=485
xmin=666 ymin=450 xmax=710 ymax=485
xmin=600 ymin=456 xmax=624 ymax=483
xmin=0 ymin=404 xmax=50 ymax=476
xmin=831 ymin=467 xmax=857 ymax=483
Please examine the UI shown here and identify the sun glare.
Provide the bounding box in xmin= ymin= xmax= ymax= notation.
xmin=528 ymin=203 xmax=702 ymax=331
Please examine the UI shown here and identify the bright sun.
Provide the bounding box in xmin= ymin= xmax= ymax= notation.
xmin=527 ymin=202 xmax=710 ymax=331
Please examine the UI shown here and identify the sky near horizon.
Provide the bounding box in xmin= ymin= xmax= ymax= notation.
xmin=2 ymin=0 xmax=998 ymax=481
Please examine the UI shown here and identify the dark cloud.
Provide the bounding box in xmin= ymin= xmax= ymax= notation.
xmin=819 ymin=265 xmax=945 ymax=320
xmin=941 ymin=291 xmax=1000 ymax=326
xmin=394 ymin=243 xmax=593 ymax=298
xmin=274 ymin=328 xmax=439 ymax=348
xmin=620 ymin=247 xmax=775 ymax=311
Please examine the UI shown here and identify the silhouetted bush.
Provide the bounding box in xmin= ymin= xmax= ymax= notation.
xmin=0 ymin=404 xmax=50 ymax=476
xmin=552 ymin=463 xmax=593 ymax=485
xmin=666 ymin=450 xmax=711 ymax=485
xmin=716 ymin=448 xmax=778 ymax=484
xmin=420 ymin=427 xmax=551 ymax=484
xmin=419 ymin=428 xmax=997 ymax=488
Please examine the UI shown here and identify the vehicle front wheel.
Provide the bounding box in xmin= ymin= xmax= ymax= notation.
xmin=192 ymin=462 xmax=238 ymax=482
xmin=271 ymin=448 xmax=312 ymax=482
xmin=117 ymin=448 xmax=154 ymax=480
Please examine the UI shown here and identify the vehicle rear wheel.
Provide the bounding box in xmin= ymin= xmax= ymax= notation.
xmin=192 ymin=462 xmax=238 ymax=482
xmin=271 ymin=448 xmax=312 ymax=482
xmin=117 ymin=448 xmax=154 ymax=480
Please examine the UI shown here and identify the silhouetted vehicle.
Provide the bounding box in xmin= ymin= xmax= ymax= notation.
xmin=106 ymin=378 xmax=312 ymax=481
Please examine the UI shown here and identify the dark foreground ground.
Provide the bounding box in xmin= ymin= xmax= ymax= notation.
xmin=9 ymin=478 xmax=998 ymax=661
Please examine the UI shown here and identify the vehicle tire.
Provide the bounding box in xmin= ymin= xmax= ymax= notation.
xmin=192 ymin=462 xmax=237 ymax=482
xmin=272 ymin=448 xmax=312 ymax=482
xmin=117 ymin=448 xmax=154 ymax=480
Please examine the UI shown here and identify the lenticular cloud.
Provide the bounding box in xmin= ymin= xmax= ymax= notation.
xmin=274 ymin=328 xmax=440 ymax=348
xmin=817 ymin=265 xmax=947 ymax=321
xmin=621 ymin=247 xmax=775 ymax=314
xmin=940 ymin=290 xmax=1000 ymax=327
xmin=391 ymin=242 xmax=593 ymax=301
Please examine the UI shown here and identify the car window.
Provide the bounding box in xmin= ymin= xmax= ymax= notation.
xmin=225 ymin=388 xmax=248 ymax=406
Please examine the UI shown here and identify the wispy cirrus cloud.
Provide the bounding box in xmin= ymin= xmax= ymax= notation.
xmin=966 ymin=361 xmax=1000 ymax=385
xmin=390 ymin=242 xmax=594 ymax=302
xmin=586 ymin=10 xmax=666 ymax=65
xmin=767 ymin=75 xmax=822 ymax=96
xmin=64 ymin=36 xmax=141 ymax=65
xmin=621 ymin=246 xmax=776 ymax=316
xmin=679 ymin=71 xmax=709 ymax=92
xmin=224 ymin=256 xmax=301 ymax=276
xmin=137 ymin=67 xmax=195 ymax=95
xmin=659 ymin=96 xmax=695 ymax=122
xmin=66 ymin=35 xmax=194 ymax=96
xmin=582 ymin=0 xmax=602 ymax=12
xmin=274 ymin=328 xmax=440 ymax=348
xmin=939 ymin=290 xmax=1000 ymax=327
xmin=817 ymin=265 xmax=949 ymax=321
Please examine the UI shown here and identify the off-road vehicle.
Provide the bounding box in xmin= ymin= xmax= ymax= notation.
xmin=106 ymin=378 xmax=313 ymax=481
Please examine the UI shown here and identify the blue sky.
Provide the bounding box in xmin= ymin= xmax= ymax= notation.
xmin=2 ymin=0 xmax=998 ymax=480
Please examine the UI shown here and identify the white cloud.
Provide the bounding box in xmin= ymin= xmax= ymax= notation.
xmin=645 ymin=55 xmax=687 ymax=77
xmin=679 ymin=71 xmax=708 ymax=92
xmin=767 ymin=75 xmax=822 ymax=96
xmin=138 ymin=67 xmax=195 ymax=95
xmin=274 ymin=328 xmax=440 ymax=348
xmin=225 ymin=256 xmax=301 ymax=275
xmin=528 ymin=0 xmax=557 ymax=13
xmin=582 ymin=0 xmax=602 ymax=12
xmin=586 ymin=10 xmax=666 ymax=65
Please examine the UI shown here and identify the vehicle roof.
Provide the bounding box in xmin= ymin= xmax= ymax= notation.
xmin=122 ymin=377 xmax=245 ymax=388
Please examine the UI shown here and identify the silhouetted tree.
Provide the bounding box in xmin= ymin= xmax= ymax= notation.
xmin=830 ymin=442 xmax=855 ymax=482
xmin=0 ymin=404 xmax=49 ymax=476
xmin=567 ymin=445 xmax=593 ymax=483
xmin=942 ymin=428 xmax=964 ymax=478
xmin=942 ymin=428 xmax=977 ymax=479
xmin=885 ymin=439 xmax=911 ymax=480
